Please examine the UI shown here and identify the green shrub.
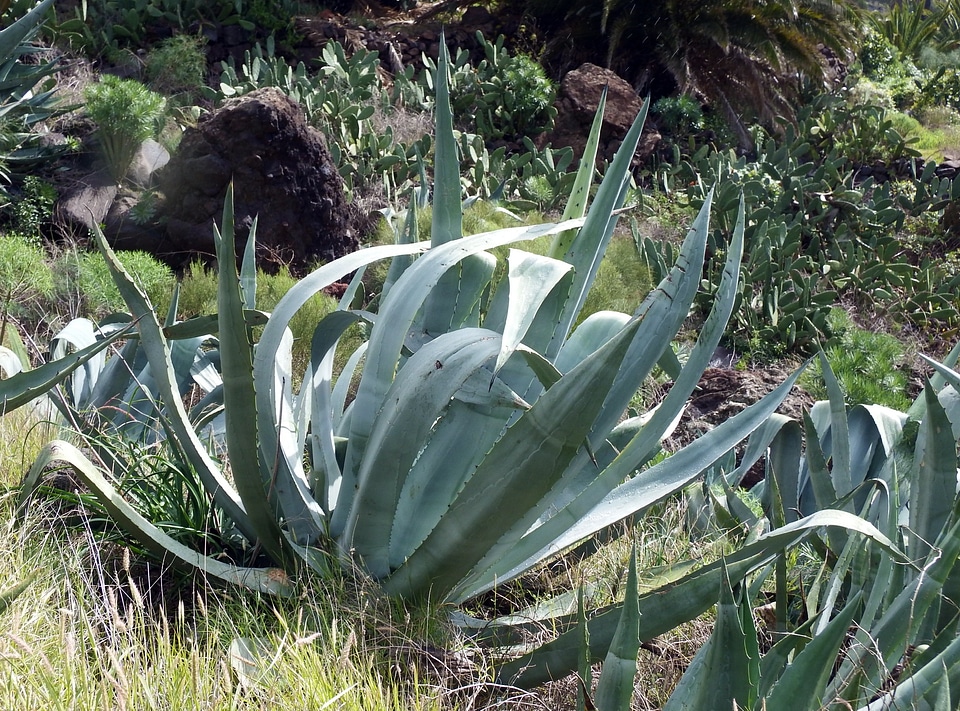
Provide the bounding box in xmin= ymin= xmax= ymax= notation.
xmin=144 ymin=34 xmax=207 ymax=100
xmin=800 ymin=309 xmax=912 ymax=410
xmin=84 ymin=75 xmax=166 ymax=184
xmin=4 ymin=176 xmax=55 ymax=240
xmin=58 ymin=249 xmax=174 ymax=317
xmin=653 ymin=95 xmax=705 ymax=139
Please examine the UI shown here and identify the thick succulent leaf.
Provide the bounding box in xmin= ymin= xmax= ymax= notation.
xmin=763 ymin=592 xmax=862 ymax=711
xmin=382 ymin=316 xmax=643 ymax=600
xmin=382 ymin=200 xmax=422 ymax=301
xmin=0 ymin=322 xmax=134 ymax=416
xmin=550 ymin=85 xmax=606 ymax=259
xmin=589 ymin=192 xmax=741 ymax=449
xmin=554 ymin=311 xmax=631 ymax=374
xmin=430 ymin=37 xmax=460 ymax=247
xmin=213 ymin=190 xmax=289 ymax=563
xmin=18 ymin=440 xmax=292 ymax=595
xmin=307 ymin=309 xmax=376 ymax=512
xmin=421 ymin=251 xmax=497 ymax=334
xmin=342 ymin=328 xmax=504 ymax=576
xmin=859 ymin=635 xmax=960 ymax=711
xmin=91 ymin=225 xmax=255 ymax=542
xmin=593 ymin=546 xmax=640 ymax=711
xmin=919 ymin=354 xmax=960 ymax=437
xmin=491 ymin=249 xmax=573 ymax=378
xmin=50 ymin=318 xmax=105 ymax=407
xmin=828 ymin=514 xmax=960 ymax=703
xmin=663 ymin=564 xmax=758 ymax=711
xmin=0 ymin=0 xmax=53 ymax=60
xmin=466 ymin=364 xmax=808 ymax=599
xmin=459 ymin=197 xmax=743 ymax=599
xmin=251 ymin=239 xmax=431 ymax=536
xmin=908 ymin=382 xmax=958 ymax=561
xmin=163 ymin=310 xmax=269 ymax=340
xmin=820 ymin=352 xmax=854 ymax=499
xmin=387 ymin=397 xmax=512 ymax=571
xmin=548 ymin=99 xmax=650 ymax=353
xmin=500 ymin=510 xmax=905 ymax=688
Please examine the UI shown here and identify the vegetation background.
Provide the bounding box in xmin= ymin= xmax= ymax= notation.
xmin=2 ymin=0 xmax=960 ymax=709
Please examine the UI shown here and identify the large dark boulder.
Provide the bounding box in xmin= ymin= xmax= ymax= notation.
xmin=158 ymin=87 xmax=361 ymax=271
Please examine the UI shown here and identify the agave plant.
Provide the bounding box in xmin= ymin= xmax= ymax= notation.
xmin=634 ymin=348 xmax=960 ymax=709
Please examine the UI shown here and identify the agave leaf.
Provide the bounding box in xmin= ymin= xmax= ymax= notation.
xmin=553 ymin=311 xmax=631 ymax=373
xmin=430 ymin=36 xmax=460 ymax=247
xmin=213 ymin=186 xmax=289 ymax=564
xmin=859 ymin=636 xmax=960 ymax=711
xmin=343 ymin=328 xmax=504 ymax=576
xmin=500 ymin=510 xmax=905 ymax=688
xmin=550 ymin=85 xmax=607 ymax=259
xmin=828 ymin=513 xmax=960 ymax=703
xmin=456 ymin=195 xmax=744 ymax=600
xmin=593 ymin=545 xmax=640 ymax=711
xmin=548 ymin=99 xmax=650 ymax=354
xmin=908 ymin=382 xmax=957 ymax=561
xmin=18 ymin=440 xmax=292 ymax=595
xmin=382 ymin=199 xmax=422 ymax=302
xmin=163 ymin=310 xmax=269 ymax=340
xmin=491 ymin=249 xmax=573 ymax=378
xmin=465 ymin=364 xmax=807 ymax=601
xmin=382 ymin=316 xmax=643 ymax=600
xmin=0 ymin=0 xmax=53 ymax=61
xmin=252 ymin=238 xmax=432 ymax=537
xmin=663 ymin=562 xmax=759 ymax=711
xmin=0 ymin=321 xmax=135 ymax=416
xmin=820 ymin=352 xmax=853 ymax=499
xmin=91 ymin=224 xmax=256 ymax=542
xmin=330 ymin=219 xmax=584 ymax=536
xmin=763 ymin=592 xmax=862 ymax=711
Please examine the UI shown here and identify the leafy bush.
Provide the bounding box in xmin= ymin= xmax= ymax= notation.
xmin=144 ymin=34 xmax=207 ymax=101
xmin=800 ymin=309 xmax=912 ymax=410
xmin=447 ymin=33 xmax=557 ymax=143
xmin=57 ymin=248 xmax=174 ymax=317
xmin=653 ymin=95 xmax=704 ymax=140
xmin=4 ymin=176 xmax=55 ymax=239
xmin=84 ymin=75 xmax=166 ymax=184
xmin=645 ymin=91 xmax=959 ymax=359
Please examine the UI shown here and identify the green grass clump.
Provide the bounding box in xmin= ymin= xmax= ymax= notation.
xmin=55 ymin=249 xmax=175 ymax=319
xmin=0 ymin=499 xmax=447 ymax=710
xmin=0 ymin=232 xmax=55 ymax=345
xmin=800 ymin=308 xmax=912 ymax=410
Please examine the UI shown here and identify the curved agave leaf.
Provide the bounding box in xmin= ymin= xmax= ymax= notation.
xmin=762 ymin=592 xmax=862 ymax=711
xmin=0 ymin=321 xmax=135 ymax=416
xmin=213 ymin=187 xmax=289 ymax=564
xmin=344 ymin=327 xmax=505 ymax=575
xmin=91 ymin=225 xmax=256 ymax=544
xmin=499 ymin=510 xmax=905 ymax=688
xmin=18 ymin=440 xmax=292 ymax=596
xmin=663 ymin=562 xmax=759 ymax=711
xmin=330 ymin=218 xmax=585 ymax=537
xmin=592 ymin=545 xmax=640 ymax=711
xmin=452 ymin=195 xmax=745 ymax=601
